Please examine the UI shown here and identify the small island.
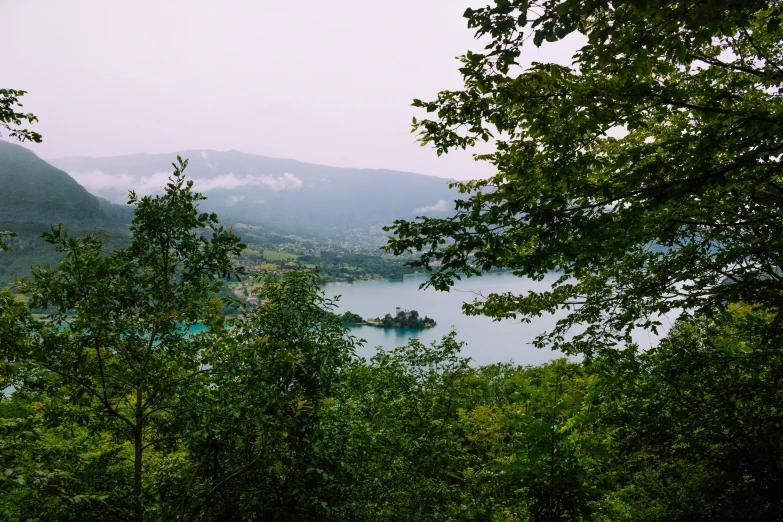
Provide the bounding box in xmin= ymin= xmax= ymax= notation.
xmin=339 ymin=307 xmax=436 ymax=329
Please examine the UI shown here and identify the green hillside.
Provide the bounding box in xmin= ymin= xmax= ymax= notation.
xmin=0 ymin=140 xmax=127 ymax=284
xmin=0 ymin=140 xmax=117 ymax=229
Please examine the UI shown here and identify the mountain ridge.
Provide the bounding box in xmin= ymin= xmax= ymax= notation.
xmin=49 ymin=149 xmax=454 ymax=180
xmin=50 ymin=149 xmax=459 ymax=232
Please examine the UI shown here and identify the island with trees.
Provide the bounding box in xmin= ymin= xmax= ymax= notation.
xmin=339 ymin=307 xmax=436 ymax=328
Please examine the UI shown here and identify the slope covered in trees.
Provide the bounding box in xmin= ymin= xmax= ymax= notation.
xmin=0 ymin=141 xmax=115 ymax=229
xmin=0 ymin=140 xmax=130 ymax=283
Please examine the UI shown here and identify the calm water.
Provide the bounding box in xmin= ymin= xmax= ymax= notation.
xmin=323 ymin=272 xmax=567 ymax=366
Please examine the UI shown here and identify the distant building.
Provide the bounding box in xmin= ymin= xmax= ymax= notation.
xmin=395 ymin=306 xmax=401 ymax=316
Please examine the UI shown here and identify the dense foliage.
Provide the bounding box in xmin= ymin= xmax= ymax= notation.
xmin=339 ymin=310 xmax=365 ymax=324
xmin=0 ymin=88 xmax=41 ymax=144
xmin=4 ymin=0 xmax=783 ymax=519
xmin=5 ymin=270 xmax=782 ymax=520
xmin=0 ymin=165 xmax=781 ymax=519
xmin=386 ymin=0 xmax=783 ymax=357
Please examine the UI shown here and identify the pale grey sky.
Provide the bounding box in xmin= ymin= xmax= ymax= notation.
xmin=2 ymin=0 xmax=581 ymax=179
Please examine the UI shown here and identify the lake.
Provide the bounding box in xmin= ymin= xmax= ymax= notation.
xmin=323 ymin=272 xmax=567 ymax=366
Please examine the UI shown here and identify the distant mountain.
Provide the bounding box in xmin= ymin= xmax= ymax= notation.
xmin=50 ymin=150 xmax=458 ymax=232
xmin=0 ymin=140 xmax=127 ymax=284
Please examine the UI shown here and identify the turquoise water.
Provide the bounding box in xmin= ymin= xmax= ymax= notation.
xmin=323 ymin=272 xmax=567 ymax=366
xmin=80 ymin=273 xmax=665 ymax=366
xmin=60 ymin=273 xmax=668 ymax=367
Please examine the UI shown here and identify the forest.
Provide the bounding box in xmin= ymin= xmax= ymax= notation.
xmin=3 ymin=0 xmax=783 ymax=520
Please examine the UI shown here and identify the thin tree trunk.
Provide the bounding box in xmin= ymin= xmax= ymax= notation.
xmin=135 ymin=386 xmax=144 ymax=522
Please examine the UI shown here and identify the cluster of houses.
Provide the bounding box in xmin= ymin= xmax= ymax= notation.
xmin=232 ymin=283 xmax=268 ymax=306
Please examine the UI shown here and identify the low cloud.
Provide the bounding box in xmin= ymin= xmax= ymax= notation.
xmin=67 ymin=170 xmax=304 ymax=196
xmin=68 ymin=170 xmax=171 ymax=195
xmin=67 ymin=170 xmax=136 ymax=191
xmin=226 ymin=195 xmax=245 ymax=205
xmin=413 ymin=199 xmax=449 ymax=213
xmin=193 ymin=172 xmax=302 ymax=192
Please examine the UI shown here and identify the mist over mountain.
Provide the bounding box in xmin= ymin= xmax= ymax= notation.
xmin=50 ymin=150 xmax=458 ymax=232
xmin=0 ymin=143 xmax=458 ymax=283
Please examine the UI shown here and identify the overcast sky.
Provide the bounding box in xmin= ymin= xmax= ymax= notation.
xmin=2 ymin=1 xmax=581 ymax=180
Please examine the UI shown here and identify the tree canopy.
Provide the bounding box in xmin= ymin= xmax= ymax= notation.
xmin=6 ymin=158 xmax=244 ymax=521
xmin=386 ymin=0 xmax=783 ymax=355
xmin=0 ymin=88 xmax=41 ymax=144
xmin=0 ymin=88 xmax=40 ymax=252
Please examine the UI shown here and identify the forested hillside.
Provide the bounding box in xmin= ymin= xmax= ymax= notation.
xmin=0 ymin=141 xmax=129 ymax=283
xmin=0 ymin=140 xmax=114 ymax=229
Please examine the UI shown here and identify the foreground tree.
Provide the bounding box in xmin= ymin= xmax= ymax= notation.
xmin=0 ymin=88 xmax=40 ymax=251
xmin=596 ymin=306 xmax=783 ymax=520
xmin=329 ymin=332 xmax=474 ymax=520
xmin=8 ymin=158 xmax=244 ymax=521
xmin=171 ymin=270 xmax=357 ymax=521
xmin=386 ymin=0 xmax=783 ymax=355
xmin=0 ymin=88 xmax=41 ymax=144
